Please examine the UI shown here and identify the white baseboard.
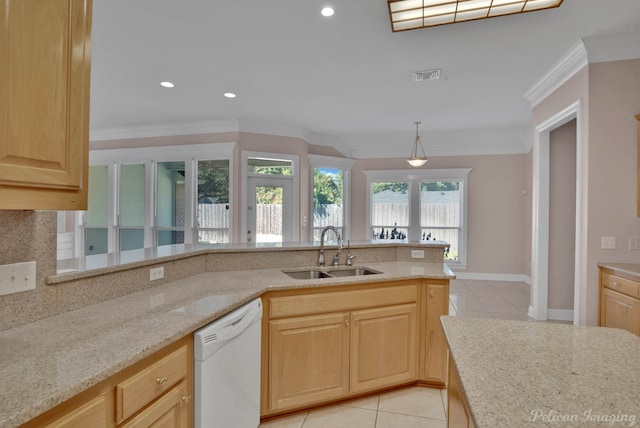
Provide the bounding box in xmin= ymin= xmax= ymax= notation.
xmin=548 ymin=309 xmax=574 ymax=322
xmin=451 ymin=271 xmax=532 ymax=285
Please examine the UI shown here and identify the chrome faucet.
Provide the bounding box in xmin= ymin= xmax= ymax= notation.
xmin=319 ymin=226 xmax=343 ymax=267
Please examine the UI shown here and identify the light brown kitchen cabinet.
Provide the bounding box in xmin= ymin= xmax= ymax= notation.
xmin=599 ymin=268 xmax=640 ymax=336
xmin=269 ymin=312 xmax=350 ymax=411
xmin=20 ymin=336 xmax=192 ymax=428
xmin=350 ymin=304 xmax=417 ymax=393
xmin=0 ymin=0 xmax=92 ymax=210
xmin=447 ymin=354 xmax=475 ymax=428
xmin=261 ymin=279 xmax=447 ymax=417
xmin=420 ymin=280 xmax=450 ymax=384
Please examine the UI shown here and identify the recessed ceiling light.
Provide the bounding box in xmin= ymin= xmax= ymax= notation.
xmin=224 ymin=92 xmax=237 ymax=98
xmin=160 ymin=81 xmax=174 ymax=88
xmin=321 ymin=6 xmax=334 ymax=17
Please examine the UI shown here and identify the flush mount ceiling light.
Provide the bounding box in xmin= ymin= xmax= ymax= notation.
xmin=321 ymin=6 xmax=335 ymax=17
xmin=388 ymin=0 xmax=563 ymax=32
xmin=223 ymin=92 xmax=237 ymax=98
xmin=407 ymin=121 xmax=428 ymax=167
xmin=160 ymin=81 xmax=174 ymax=88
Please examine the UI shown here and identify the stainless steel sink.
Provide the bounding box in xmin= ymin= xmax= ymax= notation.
xmin=326 ymin=267 xmax=382 ymax=277
xmin=283 ymin=270 xmax=333 ymax=280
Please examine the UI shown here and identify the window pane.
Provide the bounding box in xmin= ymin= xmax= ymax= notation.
xmin=248 ymin=157 xmax=292 ymax=175
xmin=86 ymin=165 xmax=108 ymax=226
xmin=197 ymin=230 xmax=229 ymax=245
xmin=120 ymin=164 xmax=145 ymax=227
xmin=157 ymin=161 xmax=185 ymax=228
xmin=371 ymin=181 xmax=409 ymax=240
xmin=85 ymin=227 xmax=108 ymax=255
xmin=256 ymin=185 xmax=283 ymax=243
xmin=197 ymin=160 xmax=229 ymax=232
xmin=157 ymin=230 xmax=184 ymax=246
xmin=420 ymin=181 xmax=460 ymax=227
xmin=120 ymin=228 xmax=144 ymax=251
xmin=313 ymin=168 xmax=343 ymax=243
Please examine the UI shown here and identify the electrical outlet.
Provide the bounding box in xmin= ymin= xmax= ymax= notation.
xmin=411 ymin=250 xmax=425 ymax=259
xmin=0 ymin=261 xmax=36 ymax=296
xmin=629 ymin=237 xmax=639 ymax=251
xmin=601 ymin=237 xmax=616 ymax=250
xmin=149 ymin=266 xmax=164 ymax=281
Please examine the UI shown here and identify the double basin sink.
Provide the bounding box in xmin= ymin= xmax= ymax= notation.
xmin=283 ymin=267 xmax=382 ymax=280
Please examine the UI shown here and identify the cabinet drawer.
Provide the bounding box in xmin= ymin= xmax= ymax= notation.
xmin=270 ymin=283 xmax=418 ymax=318
xmin=601 ymin=272 xmax=640 ymax=298
xmin=116 ymin=344 xmax=189 ymax=423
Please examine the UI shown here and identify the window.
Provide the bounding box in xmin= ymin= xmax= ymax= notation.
xmin=309 ymin=155 xmax=354 ymax=243
xmin=58 ymin=143 xmax=235 ymax=260
xmin=85 ymin=165 xmax=109 ymax=255
xmin=196 ymin=160 xmax=230 ymax=244
xmin=365 ymin=169 xmax=471 ymax=266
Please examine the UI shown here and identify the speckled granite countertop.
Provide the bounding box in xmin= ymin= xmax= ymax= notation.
xmin=441 ymin=317 xmax=640 ymax=428
xmin=598 ymin=263 xmax=640 ymax=279
xmin=0 ymin=261 xmax=452 ymax=428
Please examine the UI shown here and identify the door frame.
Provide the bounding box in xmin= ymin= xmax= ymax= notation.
xmin=530 ymin=99 xmax=584 ymax=325
xmin=241 ymin=151 xmax=300 ymax=243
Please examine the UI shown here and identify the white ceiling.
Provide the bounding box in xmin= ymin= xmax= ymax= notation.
xmin=90 ymin=0 xmax=640 ymax=158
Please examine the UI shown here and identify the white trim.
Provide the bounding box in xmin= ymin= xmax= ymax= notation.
xmin=90 ymin=143 xmax=236 ymax=164
xmin=90 ymin=119 xmax=239 ymax=141
xmin=531 ymin=100 xmax=583 ymax=325
xmin=547 ymin=309 xmax=574 ymax=322
xmin=308 ymin=154 xmax=356 ymax=169
xmin=363 ymin=168 xmax=472 ymax=181
xmin=451 ymin=272 xmax=532 ymax=285
xmin=523 ymin=40 xmax=588 ymax=108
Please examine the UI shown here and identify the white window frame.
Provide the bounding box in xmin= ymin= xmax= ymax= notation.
xmin=364 ymin=168 xmax=471 ymax=267
xmin=309 ymin=155 xmax=355 ymax=243
xmin=68 ymin=143 xmax=235 ymax=258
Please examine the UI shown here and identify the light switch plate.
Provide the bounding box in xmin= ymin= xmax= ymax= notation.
xmin=601 ymin=237 xmax=616 ymax=250
xmin=629 ymin=237 xmax=639 ymax=250
xmin=0 ymin=261 xmax=36 ymax=296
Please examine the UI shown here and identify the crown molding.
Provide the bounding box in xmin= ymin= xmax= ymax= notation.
xmin=523 ymin=40 xmax=588 ymax=108
xmin=90 ymin=119 xmax=239 ymax=141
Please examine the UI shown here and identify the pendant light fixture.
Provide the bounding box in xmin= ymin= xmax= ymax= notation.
xmin=407 ymin=121 xmax=427 ymax=167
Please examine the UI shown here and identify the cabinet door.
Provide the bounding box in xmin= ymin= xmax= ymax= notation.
xmin=350 ymin=304 xmax=417 ymax=393
xmin=0 ymin=0 xmax=91 ymax=210
xmin=119 ymin=381 xmax=191 ymax=428
xmin=44 ymin=393 xmax=110 ymax=428
xmin=601 ymin=288 xmax=640 ymax=336
xmin=269 ymin=313 xmax=349 ymax=411
xmin=421 ymin=281 xmax=449 ymax=384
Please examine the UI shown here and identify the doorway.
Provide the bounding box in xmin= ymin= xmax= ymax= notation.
xmin=530 ymin=100 xmax=584 ymax=325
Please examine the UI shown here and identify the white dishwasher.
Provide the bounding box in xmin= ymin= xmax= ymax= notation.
xmin=194 ymin=298 xmax=263 ymax=428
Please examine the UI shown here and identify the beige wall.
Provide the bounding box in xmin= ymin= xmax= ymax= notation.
xmin=548 ymin=119 xmax=577 ymax=310
xmin=351 ymin=154 xmax=529 ymax=275
xmin=533 ymin=59 xmax=640 ymax=325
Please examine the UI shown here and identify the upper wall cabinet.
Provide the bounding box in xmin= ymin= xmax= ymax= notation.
xmin=637 ymin=115 xmax=640 ymax=216
xmin=0 ymin=0 xmax=92 ymax=210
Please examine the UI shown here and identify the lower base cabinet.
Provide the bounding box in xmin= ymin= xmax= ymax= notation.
xmin=447 ymin=355 xmax=475 ymax=428
xmin=262 ymin=279 xmax=448 ymax=417
xmin=21 ymin=336 xmax=193 ymax=428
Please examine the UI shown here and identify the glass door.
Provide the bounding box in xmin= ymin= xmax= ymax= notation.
xmin=246 ymin=176 xmax=293 ymax=243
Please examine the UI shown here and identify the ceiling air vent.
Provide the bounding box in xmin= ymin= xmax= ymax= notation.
xmin=413 ymin=69 xmax=441 ymax=82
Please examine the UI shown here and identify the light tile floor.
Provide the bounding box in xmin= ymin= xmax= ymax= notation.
xmin=259 ymin=279 xmax=533 ymax=428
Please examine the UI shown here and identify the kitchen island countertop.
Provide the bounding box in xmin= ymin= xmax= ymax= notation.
xmin=441 ymin=316 xmax=640 ymax=428
xmin=0 ymin=261 xmax=452 ymax=428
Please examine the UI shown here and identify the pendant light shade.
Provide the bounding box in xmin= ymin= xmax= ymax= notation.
xmin=407 ymin=121 xmax=427 ymax=167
